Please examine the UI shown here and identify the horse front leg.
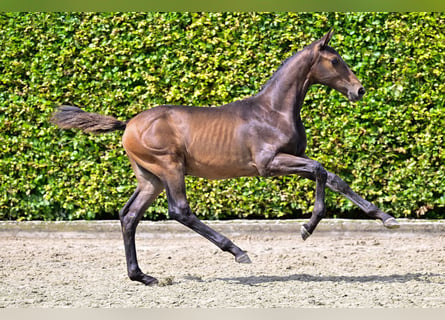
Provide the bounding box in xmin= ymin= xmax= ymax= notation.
xmin=326 ymin=171 xmax=399 ymax=228
xmin=265 ymin=153 xmax=328 ymax=240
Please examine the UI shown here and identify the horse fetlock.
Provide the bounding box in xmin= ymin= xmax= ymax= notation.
xmin=220 ymin=238 xmax=235 ymax=252
xmin=313 ymin=203 xmax=326 ymax=219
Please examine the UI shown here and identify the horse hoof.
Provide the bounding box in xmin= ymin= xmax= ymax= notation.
xmin=133 ymin=274 xmax=159 ymax=286
xmin=144 ymin=277 xmax=159 ymax=286
xmin=383 ymin=217 xmax=400 ymax=229
xmin=236 ymin=252 xmax=252 ymax=264
xmin=301 ymin=225 xmax=311 ymax=241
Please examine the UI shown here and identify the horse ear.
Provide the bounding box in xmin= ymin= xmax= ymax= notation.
xmin=320 ymin=28 xmax=334 ymax=49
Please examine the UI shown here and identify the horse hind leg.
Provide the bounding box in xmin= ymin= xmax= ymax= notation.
xmin=163 ymin=172 xmax=251 ymax=264
xmin=119 ymin=167 xmax=163 ymax=286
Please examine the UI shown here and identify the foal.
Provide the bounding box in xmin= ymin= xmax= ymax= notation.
xmin=51 ymin=29 xmax=399 ymax=286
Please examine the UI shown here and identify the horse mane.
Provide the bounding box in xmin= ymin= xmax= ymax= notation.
xmin=257 ymin=54 xmax=296 ymax=93
xmin=258 ymin=49 xmax=304 ymax=93
xmin=257 ymin=42 xmax=316 ymax=95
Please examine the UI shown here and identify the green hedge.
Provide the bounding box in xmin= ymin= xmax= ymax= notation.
xmin=1 ymin=12 xmax=444 ymax=221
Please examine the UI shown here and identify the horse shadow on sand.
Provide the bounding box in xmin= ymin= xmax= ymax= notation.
xmin=184 ymin=272 xmax=444 ymax=286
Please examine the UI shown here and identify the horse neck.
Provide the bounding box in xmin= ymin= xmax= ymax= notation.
xmin=256 ymin=47 xmax=315 ymax=116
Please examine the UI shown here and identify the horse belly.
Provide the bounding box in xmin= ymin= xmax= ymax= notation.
xmin=184 ymin=139 xmax=257 ymax=179
xmin=185 ymin=148 xmax=257 ymax=179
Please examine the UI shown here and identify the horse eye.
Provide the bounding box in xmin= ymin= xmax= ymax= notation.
xmin=331 ymin=58 xmax=339 ymax=65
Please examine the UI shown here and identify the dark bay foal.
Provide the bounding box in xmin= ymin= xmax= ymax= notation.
xmin=51 ymin=29 xmax=399 ymax=286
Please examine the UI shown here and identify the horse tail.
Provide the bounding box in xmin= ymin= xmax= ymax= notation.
xmin=50 ymin=105 xmax=127 ymax=134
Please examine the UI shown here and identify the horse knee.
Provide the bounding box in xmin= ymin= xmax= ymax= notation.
xmin=313 ymin=161 xmax=327 ymax=182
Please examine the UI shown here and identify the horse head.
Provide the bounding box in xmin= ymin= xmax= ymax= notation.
xmin=309 ymin=28 xmax=366 ymax=102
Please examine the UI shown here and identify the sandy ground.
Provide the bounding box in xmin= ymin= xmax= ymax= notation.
xmin=0 ymin=219 xmax=444 ymax=308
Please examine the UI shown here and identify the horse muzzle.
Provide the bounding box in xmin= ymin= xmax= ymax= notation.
xmin=348 ymin=86 xmax=366 ymax=102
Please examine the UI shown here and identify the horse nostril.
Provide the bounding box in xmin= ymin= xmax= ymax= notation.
xmin=358 ymin=87 xmax=366 ymax=96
